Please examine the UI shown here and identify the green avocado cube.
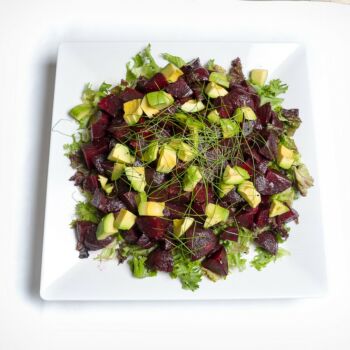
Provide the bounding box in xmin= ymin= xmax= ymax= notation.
xmin=220 ymin=119 xmax=240 ymax=138
xmin=142 ymin=141 xmax=159 ymax=163
xmin=237 ymin=181 xmax=261 ymax=208
xmin=209 ymin=72 xmax=230 ymax=88
xmin=96 ymin=213 xmax=118 ymax=240
xmin=204 ymin=203 xmax=229 ymax=228
xmin=183 ymin=165 xmax=202 ymax=192
xmin=125 ymin=167 xmax=146 ymax=192
xmin=146 ymin=91 xmax=174 ymax=110
xmin=114 ymin=209 xmax=136 ymax=230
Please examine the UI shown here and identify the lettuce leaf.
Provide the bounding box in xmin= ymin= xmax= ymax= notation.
xmin=250 ymin=79 xmax=288 ymax=109
xmin=161 ymin=52 xmax=186 ymax=68
xmin=126 ymin=44 xmax=161 ymax=85
xmin=128 ymin=255 xmax=157 ymax=278
xmin=250 ymin=247 xmax=290 ymax=271
xmin=171 ymin=252 xmax=202 ymax=291
xmin=73 ymin=201 xmax=100 ymax=224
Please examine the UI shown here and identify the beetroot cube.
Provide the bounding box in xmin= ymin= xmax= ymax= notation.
xmin=255 ymin=231 xmax=278 ymax=255
xmin=141 ymin=73 xmax=168 ymax=92
xmin=220 ymin=227 xmax=239 ymax=242
xmin=98 ymin=94 xmax=122 ymax=116
xmin=136 ymin=217 xmax=170 ymax=240
xmin=202 ymin=246 xmax=228 ymax=276
xmin=146 ymin=248 xmax=173 ymax=272
xmin=90 ymin=112 xmax=110 ymax=141
xmin=185 ymin=226 xmax=218 ymax=260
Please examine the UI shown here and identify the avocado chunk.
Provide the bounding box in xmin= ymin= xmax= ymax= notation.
xmin=181 ymin=99 xmax=205 ymax=113
xmin=183 ymin=165 xmax=202 ymax=192
xmin=204 ymin=203 xmax=229 ymax=228
xmin=138 ymin=201 xmax=165 ymax=217
xmin=277 ymin=144 xmax=296 ymax=169
xmin=69 ymin=104 xmax=93 ymax=126
xmin=220 ymin=119 xmax=240 ymax=138
xmin=161 ymin=63 xmax=184 ymax=83
xmin=177 ymin=142 xmax=196 ymax=162
xmin=156 ymin=144 xmax=177 ymax=173
xmin=241 ymin=106 xmax=257 ymax=121
xmin=205 ymin=82 xmax=228 ymax=98
xmin=237 ymin=181 xmax=261 ymax=208
xmin=142 ymin=141 xmax=159 ymax=163
xmin=218 ymin=182 xmax=235 ymax=198
xmin=125 ymin=167 xmax=146 ymax=192
xmin=146 ymin=91 xmax=174 ymax=110
xmin=96 ymin=213 xmax=118 ymax=240
xmin=141 ymin=96 xmax=159 ymax=117
xmin=114 ymin=208 xmax=137 ymax=230
xmin=271 ymin=187 xmax=295 ymax=207
xmin=111 ymin=163 xmax=125 ymax=181
xmin=222 ymin=165 xmax=250 ymax=185
xmin=98 ymin=175 xmax=114 ymax=194
xmin=269 ymin=199 xmax=290 ymax=218
xmin=250 ymin=69 xmax=268 ymax=86
xmin=108 ymin=144 xmax=135 ymax=164
xmin=173 ymin=217 xmax=194 ymax=237
xmin=209 ymin=72 xmax=229 ymax=88
xmin=135 ymin=192 xmax=147 ymax=206
xmin=207 ymin=109 xmax=221 ymax=125
xmin=123 ymin=99 xmax=143 ymax=125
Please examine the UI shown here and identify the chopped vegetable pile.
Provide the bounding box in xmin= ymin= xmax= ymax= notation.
xmin=66 ymin=45 xmax=314 ymax=290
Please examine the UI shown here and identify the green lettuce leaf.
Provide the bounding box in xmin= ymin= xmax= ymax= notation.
xmin=250 ymin=79 xmax=288 ymax=109
xmin=73 ymin=201 xmax=100 ymax=225
xmin=128 ymin=255 xmax=157 ymax=278
xmin=126 ymin=44 xmax=161 ymax=85
xmin=250 ymin=247 xmax=290 ymax=271
xmin=171 ymin=252 xmax=202 ymax=291
xmin=161 ymin=52 xmax=186 ymax=68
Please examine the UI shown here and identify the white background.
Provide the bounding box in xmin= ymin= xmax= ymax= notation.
xmin=1 ymin=1 xmax=350 ymax=349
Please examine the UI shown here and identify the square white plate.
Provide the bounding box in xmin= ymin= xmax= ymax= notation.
xmin=40 ymin=42 xmax=327 ymax=300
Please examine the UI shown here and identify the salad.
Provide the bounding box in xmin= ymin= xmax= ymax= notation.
xmin=65 ymin=45 xmax=314 ymax=291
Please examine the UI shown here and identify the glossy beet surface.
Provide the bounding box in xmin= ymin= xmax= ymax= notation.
xmin=146 ymin=248 xmax=173 ymax=272
xmin=202 ymin=246 xmax=228 ymax=276
xmin=185 ymin=226 xmax=218 ymax=260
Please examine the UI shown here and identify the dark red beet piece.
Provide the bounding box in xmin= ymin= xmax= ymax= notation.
xmin=220 ymin=189 xmax=244 ymax=208
xmin=136 ymin=234 xmax=155 ymax=249
xmin=120 ymin=227 xmax=140 ymax=244
xmin=236 ymin=207 xmax=259 ymax=229
xmin=258 ymin=131 xmax=278 ymax=160
xmin=165 ymin=78 xmax=193 ymax=98
xmin=255 ymin=169 xmax=292 ymax=195
xmin=145 ymin=168 xmax=167 ymax=188
xmin=91 ymin=189 xmax=126 ymax=213
xmin=118 ymin=87 xmax=143 ymax=102
xmin=191 ymin=201 xmax=207 ymax=217
xmin=81 ymin=140 xmax=109 ymax=169
xmin=256 ymin=103 xmax=272 ymax=126
xmin=148 ymin=188 xmax=168 ymax=202
xmin=75 ymin=221 xmax=114 ymax=252
xmin=146 ymin=248 xmax=173 ymax=272
xmin=255 ymin=231 xmax=278 ymax=255
xmin=136 ymin=217 xmax=170 ymax=240
xmin=255 ymin=207 xmax=270 ymax=228
xmin=119 ymin=191 xmax=138 ymax=213
xmin=140 ymin=72 xmax=168 ymax=92
xmin=202 ymin=246 xmax=228 ymax=276
xmin=214 ymin=89 xmax=255 ymax=118
xmin=166 ymin=182 xmax=191 ymax=203
xmin=82 ymin=175 xmax=99 ymax=194
xmin=90 ymin=112 xmax=110 ymax=141
xmin=221 ymin=227 xmax=238 ymax=242
xmin=92 ymin=155 xmax=114 ymax=175
xmin=98 ymin=94 xmax=122 ymax=116
xmin=160 ymin=238 xmax=174 ymax=251
xmin=164 ymin=202 xmax=187 ymax=219
xmin=185 ymin=226 xmax=218 ymax=261
xmin=107 ymin=118 xmax=130 ymax=141
xmin=192 ymin=183 xmax=214 ymax=204
xmin=276 ymin=208 xmax=299 ymax=226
